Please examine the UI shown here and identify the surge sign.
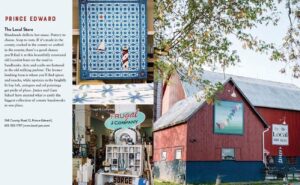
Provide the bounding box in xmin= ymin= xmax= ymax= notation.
xmin=105 ymin=111 xmax=145 ymax=130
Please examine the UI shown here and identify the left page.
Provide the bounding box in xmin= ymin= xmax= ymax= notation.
xmin=0 ymin=0 xmax=72 ymax=185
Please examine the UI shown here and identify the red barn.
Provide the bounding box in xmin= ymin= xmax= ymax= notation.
xmin=153 ymin=71 xmax=300 ymax=183
xmin=257 ymin=107 xmax=300 ymax=161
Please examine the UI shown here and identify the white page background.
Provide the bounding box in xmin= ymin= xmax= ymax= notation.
xmin=0 ymin=0 xmax=72 ymax=184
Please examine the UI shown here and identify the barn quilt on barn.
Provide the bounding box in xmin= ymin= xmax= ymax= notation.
xmin=214 ymin=100 xmax=244 ymax=135
xmin=79 ymin=0 xmax=147 ymax=80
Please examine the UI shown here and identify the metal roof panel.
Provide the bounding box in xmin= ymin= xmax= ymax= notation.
xmin=182 ymin=71 xmax=300 ymax=111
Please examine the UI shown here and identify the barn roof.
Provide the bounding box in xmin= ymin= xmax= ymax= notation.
xmin=153 ymin=92 xmax=205 ymax=131
xmin=182 ymin=71 xmax=300 ymax=111
xmin=154 ymin=78 xmax=268 ymax=131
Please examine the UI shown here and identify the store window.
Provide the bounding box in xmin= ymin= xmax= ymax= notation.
xmin=222 ymin=148 xmax=235 ymax=160
xmin=161 ymin=151 xmax=167 ymax=161
xmin=175 ymin=149 xmax=182 ymax=160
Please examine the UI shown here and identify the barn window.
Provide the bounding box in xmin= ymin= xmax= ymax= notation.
xmin=175 ymin=149 xmax=182 ymax=160
xmin=161 ymin=151 xmax=167 ymax=161
xmin=222 ymin=148 xmax=235 ymax=160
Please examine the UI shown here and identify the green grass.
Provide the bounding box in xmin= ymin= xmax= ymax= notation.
xmin=154 ymin=180 xmax=180 ymax=185
xmin=154 ymin=179 xmax=298 ymax=185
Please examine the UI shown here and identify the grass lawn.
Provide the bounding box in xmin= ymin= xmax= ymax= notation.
xmin=154 ymin=180 xmax=180 ymax=185
xmin=154 ymin=179 xmax=299 ymax=185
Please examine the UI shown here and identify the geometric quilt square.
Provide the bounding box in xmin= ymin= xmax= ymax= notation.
xmin=79 ymin=0 xmax=147 ymax=80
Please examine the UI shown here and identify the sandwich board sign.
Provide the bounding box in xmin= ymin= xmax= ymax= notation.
xmin=272 ymin=124 xmax=289 ymax=146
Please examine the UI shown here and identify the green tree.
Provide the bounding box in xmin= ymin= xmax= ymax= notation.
xmin=272 ymin=0 xmax=300 ymax=78
xmin=154 ymin=0 xmax=299 ymax=101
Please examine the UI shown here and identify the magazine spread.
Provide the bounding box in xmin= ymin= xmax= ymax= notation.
xmin=1 ymin=0 xmax=300 ymax=185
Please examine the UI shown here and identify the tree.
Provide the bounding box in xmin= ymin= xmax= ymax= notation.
xmin=272 ymin=0 xmax=300 ymax=78
xmin=154 ymin=0 xmax=299 ymax=102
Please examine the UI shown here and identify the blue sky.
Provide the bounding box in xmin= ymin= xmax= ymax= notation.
xmin=205 ymin=3 xmax=300 ymax=87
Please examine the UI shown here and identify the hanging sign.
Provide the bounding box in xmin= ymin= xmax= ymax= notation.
xmin=272 ymin=124 xmax=289 ymax=146
xmin=105 ymin=111 xmax=145 ymax=130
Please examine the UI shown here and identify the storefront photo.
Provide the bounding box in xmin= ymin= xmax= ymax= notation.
xmin=153 ymin=70 xmax=300 ymax=184
xmin=73 ymin=104 xmax=153 ymax=185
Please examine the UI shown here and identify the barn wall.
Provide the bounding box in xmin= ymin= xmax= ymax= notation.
xmin=186 ymin=161 xmax=265 ymax=183
xmin=185 ymin=82 xmax=265 ymax=183
xmin=153 ymin=124 xmax=187 ymax=161
xmin=153 ymin=161 xmax=186 ymax=183
xmin=162 ymin=73 xmax=186 ymax=115
xmin=256 ymin=107 xmax=300 ymax=157
xmin=153 ymin=124 xmax=187 ymax=182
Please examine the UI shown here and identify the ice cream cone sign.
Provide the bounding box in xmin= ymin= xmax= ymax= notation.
xmin=122 ymin=46 xmax=129 ymax=70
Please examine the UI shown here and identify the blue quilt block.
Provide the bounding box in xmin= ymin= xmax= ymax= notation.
xmin=79 ymin=0 xmax=147 ymax=80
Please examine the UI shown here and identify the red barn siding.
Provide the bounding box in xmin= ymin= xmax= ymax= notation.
xmin=153 ymin=124 xmax=187 ymax=162
xmin=256 ymin=107 xmax=300 ymax=157
xmin=187 ymin=82 xmax=265 ymax=161
xmin=162 ymin=73 xmax=186 ymax=115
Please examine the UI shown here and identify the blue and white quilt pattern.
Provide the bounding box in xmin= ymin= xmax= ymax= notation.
xmin=73 ymin=83 xmax=153 ymax=104
xmin=80 ymin=0 xmax=147 ymax=80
